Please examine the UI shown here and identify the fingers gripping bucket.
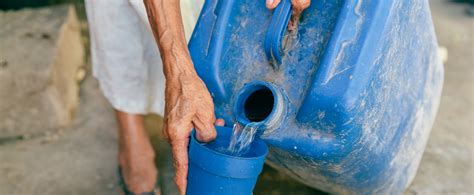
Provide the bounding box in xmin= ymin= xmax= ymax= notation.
xmin=187 ymin=126 xmax=268 ymax=194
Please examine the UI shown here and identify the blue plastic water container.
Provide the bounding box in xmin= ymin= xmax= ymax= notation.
xmin=189 ymin=0 xmax=443 ymax=193
xmin=187 ymin=126 xmax=268 ymax=194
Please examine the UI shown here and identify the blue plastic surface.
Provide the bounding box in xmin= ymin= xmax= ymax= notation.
xmin=264 ymin=0 xmax=292 ymax=67
xmin=189 ymin=0 xmax=443 ymax=194
xmin=187 ymin=126 xmax=268 ymax=195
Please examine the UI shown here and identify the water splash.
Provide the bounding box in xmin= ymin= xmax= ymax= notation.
xmin=225 ymin=122 xmax=262 ymax=156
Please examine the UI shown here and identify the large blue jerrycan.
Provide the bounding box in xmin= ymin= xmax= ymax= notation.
xmin=189 ymin=0 xmax=443 ymax=194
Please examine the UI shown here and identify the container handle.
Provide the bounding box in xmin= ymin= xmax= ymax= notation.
xmin=264 ymin=0 xmax=292 ymax=68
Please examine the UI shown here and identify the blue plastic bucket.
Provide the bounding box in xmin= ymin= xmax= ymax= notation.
xmin=187 ymin=126 xmax=268 ymax=194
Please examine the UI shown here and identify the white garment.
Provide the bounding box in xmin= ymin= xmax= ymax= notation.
xmin=85 ymin=0 xmax=203 ymax=116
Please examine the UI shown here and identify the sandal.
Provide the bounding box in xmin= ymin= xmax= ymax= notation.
xmin=117 ymin=167 xmax=160 ymax=195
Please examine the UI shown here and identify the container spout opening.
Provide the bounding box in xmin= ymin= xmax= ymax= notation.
xmin=234 ymin=81 xmax=286 ymax=130
xmin=244 ymin=88 xmax=274 ymax=122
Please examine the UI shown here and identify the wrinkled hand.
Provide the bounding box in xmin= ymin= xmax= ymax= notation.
xmin=266 ymin=0 xmax=311 ymax=30
xmin=163 ymin=72 xmax=224 ymax=194
xmin=266 ymin=0 xmax=310 ymax=14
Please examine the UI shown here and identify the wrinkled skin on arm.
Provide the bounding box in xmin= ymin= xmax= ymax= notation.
xmin=143 ymin=0 xmax=309 ymax=194
xmin=143 ymin=0 xmax=221 ymax=194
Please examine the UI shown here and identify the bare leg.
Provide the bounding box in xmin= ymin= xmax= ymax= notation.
xmin=116 ymin=110 xmax=158 ymax=193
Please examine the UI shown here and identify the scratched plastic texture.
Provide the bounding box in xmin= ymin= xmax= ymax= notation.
xmin=188 ymin=0 xmax=444 ymax=194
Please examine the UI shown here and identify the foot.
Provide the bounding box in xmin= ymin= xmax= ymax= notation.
xmin=116 ymin=110 xmax=160 ymax=194
xmin=119 ymin=148 xmax=158 ymax=194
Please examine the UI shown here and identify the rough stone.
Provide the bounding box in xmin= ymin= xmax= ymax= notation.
xmin=0 ymin=5 xmax=85 ymax=138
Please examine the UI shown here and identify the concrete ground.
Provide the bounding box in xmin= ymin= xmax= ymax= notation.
xmin=405 ymin=1 xmax=474 ymax=194
xmin=0 ymin=0 xmax=472 ymax=194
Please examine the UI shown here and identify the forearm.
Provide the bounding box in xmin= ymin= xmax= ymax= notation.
xmin=143 ymin=0 xmax=197 ymax=80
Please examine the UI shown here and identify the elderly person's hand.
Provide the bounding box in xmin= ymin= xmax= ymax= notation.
xmin=143 ymin=1 xmax=225 ymax=194
xmin=266 ymin=0 xmax=311 ymax=30
xmin=266 ymin=0 xmax=311 ymax=15
xmin=164 ymin=70 xmax=225 ymax=194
